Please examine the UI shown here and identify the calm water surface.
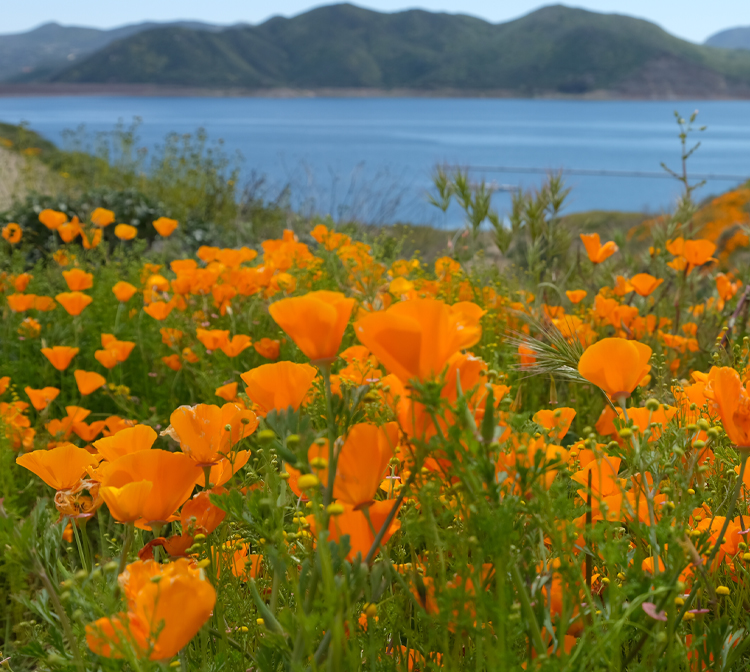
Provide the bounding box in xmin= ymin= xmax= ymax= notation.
xmin=2 ymin=97 xmax=750 ymax=226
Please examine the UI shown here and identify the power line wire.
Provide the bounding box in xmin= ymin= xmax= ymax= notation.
xmin=450 ymin=165 xmax=749 ymax=181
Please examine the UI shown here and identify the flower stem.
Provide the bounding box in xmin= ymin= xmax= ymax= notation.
xmin=117 ymin=522 xmax=134 ymax=577
xmin=509 ymin=563 xmax=546 ymax=658
xmin=676 ymin=450 xmax=749 ymax=624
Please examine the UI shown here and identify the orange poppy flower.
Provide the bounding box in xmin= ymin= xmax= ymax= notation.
xmin=143 ymin=301 xmax=174 ymax=321
xmin=268 ymin=290 xmax=356 ymax=364
xmin=162 ymin=354 xmax=182 ymax=371
xmin=195 ymin=328 xmax=229 ymax=351
xmin=57 ymin=218 xmax=82 ymax=243
xmin=709 ymin=367 xmax=750 ymax=449
xmin=570 ymin=454 xmax=623 ymax=503
xmin=2 ymin=223 xmax=21 ymax=244
xmin=215 ymin=382 xmax=238 ymax=401
xmin=35 ymin=296 xmax=56 ymax=311
xmin=683 ymin=239 xmax=716 ymax=270
xmin=46 ymin=406 xmax=91 ymax=441
xmin=63 ymin=269 xmax=94 ymax=291
xmin=167 ymin=403 xmax=258 ymax=466
xmin=94 ymin=425 xmax=158 ymax=462
xmin=55 ymin=291 xmax=93 ymax=316
xmin=95 ymin=349 xmax=118 ymax=369
xmin=354 ymin=298 xmax=482 ymax=383
xmin=182 ymin=347 xmax=199 ymax=363
xmin=240 ymin=361 xmax=317 ymax=415
xmin=16 ymin=442 xmax=99 ymax=491
xmin=533 ymin=407 xmax=576 ymax=441
xmin=254 ymin=337 xmax=281 ymax=360
xmin=100 ymin=450 xmax=202 ymax=528
xmin=333 ymin=422 xmax=399 ymax=508
xmin=18 ymin=317 xmax=41 ymax=337
xmin=630 ymin=273 xmax=664 ymax=297
xmin=13 ymin=273 xmax=32 ymax=292
xmin=114 ymin=224 xmax=138 ymax=241
xmin=616 ymin=404 xmax=676 ymax=441
xmin=91 ymin=208 xmax=115 ymax=227
xmin=145 ymin=274 xmax=170 ymax=292
xmin=6 ymin=293 xmax=36 ymax=312
xmin=74 ymin=370 xmax=107 ymax=396
xmin=199 ymin=450 xmax=251 ymax=488
xmin=578 ymin=338 xmax=652 ymax=402
xmin=24 ymin=386 xmax=59 ymax=411
xmin=497 ymin=437 xmax=568 ymax=493
xmin=566 ymin=290 xmax=587 ymax=304
xmin=181 ymin=490 xmax=226 ymax=535
xmin=112 ymin=282 xmax=137 ymax=302
xmin=214 ymin=543 xmax=261 ymax=582
xmin=153 ymin=217 xmax=178 ymax=237
xmin=41 ymin=346 xmax=79 ymax=371
xmin=580 ymin=233 xmax=618 ymax=264
xmin=39 ymin=209 xmax=68 ymax=230
xmin=100 ymin=481 xmax=154 ymax=522
xmin=100 ymin=335 xmax=136 ymax=363
xmin=81 ymin=227 xmax=103 ymax=249
xmin=85 ymin=558 xmax=215 ymax=660
xmin=73 ymin=419 xmax=108 ymax=443
xmin=219 ymin=334 xmax=252 ymax=357
xmin=307 ymin=499 xmax=401 ymax=561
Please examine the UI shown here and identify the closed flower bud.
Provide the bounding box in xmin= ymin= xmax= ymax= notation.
xmin=297 ymin=474 xmax=320 ymax=491
xmin=327 ymin=502 xmax=345 ymax=516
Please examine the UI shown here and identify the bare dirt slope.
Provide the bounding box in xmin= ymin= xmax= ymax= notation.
xmin=0 ymin=147 xmax=60 ymax=210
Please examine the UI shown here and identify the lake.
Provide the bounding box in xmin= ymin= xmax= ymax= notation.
xmin=2 ymin=97 xmax=750 ymax=227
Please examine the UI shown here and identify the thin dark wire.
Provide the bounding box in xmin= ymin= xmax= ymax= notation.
xmin=449 ymin=165 xmax=748 ymax=182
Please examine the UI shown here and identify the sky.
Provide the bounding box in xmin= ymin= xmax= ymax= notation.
xmin=1 ymin=0 xmax=747 ymax=43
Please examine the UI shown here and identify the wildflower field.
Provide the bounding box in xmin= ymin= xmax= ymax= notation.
xmin=3 ymin=119 xmax=750 ymax=671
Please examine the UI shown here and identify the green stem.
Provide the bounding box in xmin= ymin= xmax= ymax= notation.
xmin=71 ymin=519 xmax=88 ymax=573
xmin=677 ymin=451 xmax=749 ymax=625
xmin=509 ymin=563 xmax=546 ymax=659
xmin=364 ymin=475 xmax=413 ymax=565
xmin=321 ymin=364 xmax=337 ymax=507
xmin=37 ymin=562 xmax=85 ymax=672
xmin=117 ymin=523 xmax=135 ymax=577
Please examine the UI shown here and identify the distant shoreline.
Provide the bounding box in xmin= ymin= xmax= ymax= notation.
xmin=2 ymin=83 xmax=750 ymax=100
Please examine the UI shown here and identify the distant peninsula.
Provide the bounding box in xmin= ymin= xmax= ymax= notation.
xmin=4 ymin=4 xmax=750 ymax=99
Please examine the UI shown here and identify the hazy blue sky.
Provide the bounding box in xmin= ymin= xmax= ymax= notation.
xmin=2 ymin=0 xmax=746 ymax=43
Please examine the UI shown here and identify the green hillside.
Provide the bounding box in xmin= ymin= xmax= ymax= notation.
xmin=0 ymin=20 xmax=230 ymax=82
xmin=47 ymin=4 xmax=750 ymax=95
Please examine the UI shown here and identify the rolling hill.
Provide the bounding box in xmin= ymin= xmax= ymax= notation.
xmin=11 ymin=4 xmax=750 ymax=97
xmin=0 ymin=20 xmax=233 ymax=82
xmin=706 ymin=27 xmax=750 ymax=51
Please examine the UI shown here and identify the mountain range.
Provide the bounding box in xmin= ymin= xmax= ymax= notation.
xmin=0 ymin=20 xmax=237 ymax=82
xmin=706 ymin=27 xmax=750 ymax=51
xmin=2 ymin=4 xmax=750 ymax=97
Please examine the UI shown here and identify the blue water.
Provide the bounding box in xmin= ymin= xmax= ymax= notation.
xmin=2 ymin=97 xmax=750 ymax=226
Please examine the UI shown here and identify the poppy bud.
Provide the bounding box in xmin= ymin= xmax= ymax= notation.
xmin=326 ymin=503 xmax=344 ymax=516
xmin=258 ymin=429 xmax=276 ymax=444
xmin=645 ymin=398 xmax=660 ymax=411
xmin=297 ymin=474 xmax=320 ymax=491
